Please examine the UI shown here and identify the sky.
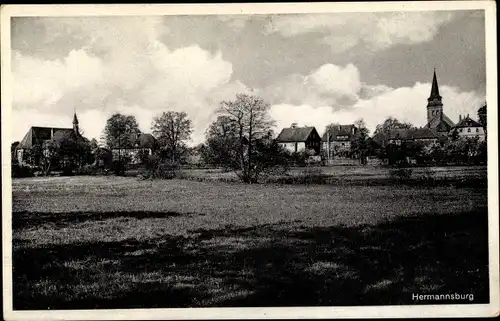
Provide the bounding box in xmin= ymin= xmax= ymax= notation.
xmin=10 ymin=10 xmax=486 ymax=145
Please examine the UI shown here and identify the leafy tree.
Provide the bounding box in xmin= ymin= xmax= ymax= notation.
xmin=151 ymin=111 xmax=193 ymax=163
xmin=218 ymin=93 xmax=276 ymax=183
xmin=478 ymin=104 xmax=487 ymax=129
xmin=373 ymin=117 xmax=414 ymax=136
xmin=351 ymin=118 xmax=370 ymax=165
xmin=52 ymin=132 xmax=93 ymax=174
xmin=202 ymin=115 xmax=240 ymax=168
xmin=103 ymin=113 xmax=141 ymax=149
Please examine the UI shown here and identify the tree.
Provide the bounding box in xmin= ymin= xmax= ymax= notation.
xmin=478 ymin=104 xmax=487 ymax=130
xmin=373 ymin=117 xmax=413 ymax=137
xmin=324 ymin=122 xmax=341 ymax=134
xmin=351 ymin=119 xmax=370 ymax=165
xmin=202 ymin=115 xmax=240 ymax=168
xmin=151 ymin=111 xmax=193 ymax=163
xmin=218 ymin=93 xmax=276 ymax=183
xmin=52 ymin=131 xmax=93 ymax=173
xmin=103 ymin=114 xmax=141 ymax=149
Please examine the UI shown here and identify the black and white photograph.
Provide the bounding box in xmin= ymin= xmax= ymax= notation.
xmin=2 ymin=2 xmax=499 ymax=319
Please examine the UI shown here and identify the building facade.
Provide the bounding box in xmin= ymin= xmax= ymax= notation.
xmin=276 ymin=124 xmax=322 ymax=155
xmin=322 ymin=124 xmax=358 ymax=159
xmin=452 ymin=115 xmax=486 ymax=141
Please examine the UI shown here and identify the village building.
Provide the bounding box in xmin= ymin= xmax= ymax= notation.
xmin=452 ymin=114 xmax=486 ymax=141
xmin=15 ymin=112 xmax=88 ymax=166
xmin=109 ymin=133 xmax=158 ymax=164
xmin=321 ymin=124 xmax=358 ymax=159
xmin=276 ymin=124 xmax=322 ymax=155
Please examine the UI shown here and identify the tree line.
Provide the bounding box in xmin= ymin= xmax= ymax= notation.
xmin=12 ymin=95 xmax=487 ymax=179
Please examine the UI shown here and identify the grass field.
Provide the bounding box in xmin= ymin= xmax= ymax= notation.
xmin=12 ymin=167 xmax=489 ymax=309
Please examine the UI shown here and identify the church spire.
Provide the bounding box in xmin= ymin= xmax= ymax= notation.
xmin=73 ymin=109 xmax=79 ymax=134
xmin=429 ymin=68 xmax=441 ymax=100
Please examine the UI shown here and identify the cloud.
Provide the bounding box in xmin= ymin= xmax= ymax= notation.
xmin=266 ymin=12 xmax=455 ymax=52
xmin=262 ymin=63 xmax=362 ymax=107
xmin=270 ymin=82 xmax=484 ymax=136
xmin=12 ymin=17 xmax=241 ymax=146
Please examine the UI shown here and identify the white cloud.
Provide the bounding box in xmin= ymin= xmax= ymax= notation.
xmin=263 ymin=63 xmax=362 ymax=107
xmin=12 ymin=18 xmax=240 ymax=146
xmin=266 ymin=12 xmax=455 ymax=52
xmin=308 ymin=63 xmax=361 ymax=99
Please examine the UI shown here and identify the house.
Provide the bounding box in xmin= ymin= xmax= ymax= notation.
xmin=451 ymin=114 xmax=486 ymax=141
xmin=15 ymin=112 xmax=88 ymax=166
xmin=276 ymin=124 xmax=322 ymax=155
xmin=109 ymin=133 xmax=158 ymax=164
xmin=387 ymin=128 xmax=444 ymax=146
xmin=322 ymin=124 xmax=358 ymax=158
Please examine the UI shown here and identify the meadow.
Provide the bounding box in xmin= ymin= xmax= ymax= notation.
xmin=12 ymin=166 xmax=489 ymax=309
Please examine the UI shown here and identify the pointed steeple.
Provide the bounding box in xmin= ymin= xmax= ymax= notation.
xmin=72 ymin=109 xmax=79 ymax=135
xmin=429 ymin=68 xmax=441 ymax=100
xmin=73 ymin=112 xmax=79 ymax=125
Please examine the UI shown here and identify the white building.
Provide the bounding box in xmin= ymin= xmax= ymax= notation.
xmin=452 ymin=114 xmax=486 ymax=141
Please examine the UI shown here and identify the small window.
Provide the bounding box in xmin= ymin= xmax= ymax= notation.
xmin=468 ymin=128 xmax=471 ymax=133
xmin=460 ymin=129 xmax=463 ymax=132
xmin=476 ymin=128 xmax=479 ymax=132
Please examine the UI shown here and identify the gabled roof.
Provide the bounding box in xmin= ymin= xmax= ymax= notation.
xmin=18 ymin=126 xmax=75 ymax=149
xmin=454 ymin=116 xmax=482 ymax=128
xmin=322 ymin=124 xmax=357 ymax=141
xmin=276 ymin=126 xmax=320 ymax=142
xmin=373 ymin=128 xmax=441 ymax=147
xmin=109 ymin=133 xmax=158 ymax=149
xmin=426 ymin=113 xmax=454 ymax=129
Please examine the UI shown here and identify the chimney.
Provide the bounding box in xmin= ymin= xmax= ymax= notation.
xmin=459 ymin=115 xmax=462 ymax=122
xmin=338 ymin=125 xmax=341 ymax=131
xmin=291 ymin=123 xmax=298 ymax=129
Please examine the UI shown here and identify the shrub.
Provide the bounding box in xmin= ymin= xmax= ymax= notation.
xmin=295 ymin=167 xmax=328 ymax=184
xmin=141 ymin=158 xmax=180 ymax=180
xmin=11 ymin=164 xmax=34 ymax=178
xmin=388 ymin=167 xmax=413 ymax=182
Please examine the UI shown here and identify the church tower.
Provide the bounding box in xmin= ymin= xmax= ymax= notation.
xmin=427 ymin=69 xmax=443 ymax=124
xmin=73 ymin=111 xmax=79 ymax=135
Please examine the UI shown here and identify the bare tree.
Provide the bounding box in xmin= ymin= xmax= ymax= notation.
xmin=218 ymin=93 xmax=275 ymax=183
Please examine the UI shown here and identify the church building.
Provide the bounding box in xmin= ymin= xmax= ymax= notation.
xmin=15 ymin=112 xmax=88 ymax=166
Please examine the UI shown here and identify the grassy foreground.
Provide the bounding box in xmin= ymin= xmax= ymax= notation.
xmin=12 ymin=174 xmax=489 ymax=309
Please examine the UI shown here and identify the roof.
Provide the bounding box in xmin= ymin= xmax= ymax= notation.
xmin=426 ymin=113 xmax=454 ymax=129
xmin=373 ymin=127 xmax=442 ymax=147
xmin=390 ymin=128 xmax=440 ymax=140
xmin=276 ymin=126 xmax=320 ymax=142
xmin=322 ymin=124 xmax=357 ymax=141
xmin=18 ymin=126 xmax=76 ymax=149
xmin=109 ymin=133 xmax=158 ymax=149
xmin=454 ymin=116 xmax=482 ymax=128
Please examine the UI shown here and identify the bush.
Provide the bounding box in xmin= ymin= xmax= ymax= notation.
xmin=74 ymin=164 xmax=110 ymax=176
xmin=140 ymin=158 xmax=180 ymax=180
xmin=293 ymin=167 xmax=328 ymax=184
xmin=388 ymin=167 xmax=413 ymax=182
xmin=11 ymin=164 xmax=34 ymax=178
